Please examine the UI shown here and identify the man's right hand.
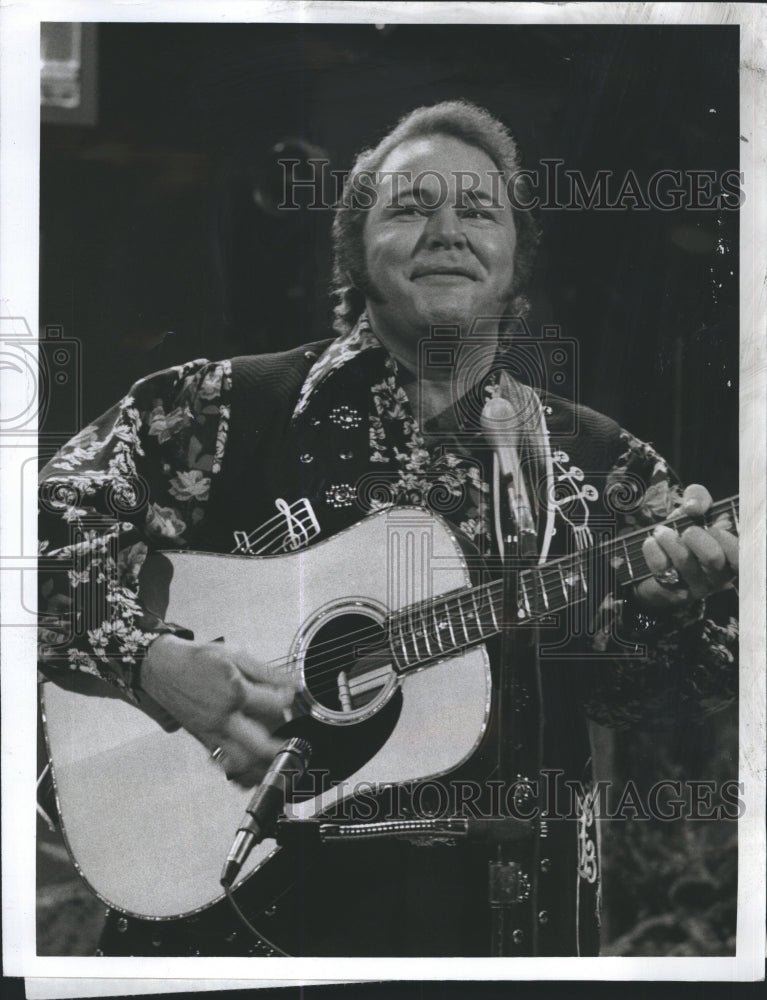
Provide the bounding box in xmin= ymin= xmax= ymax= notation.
xmin=140 ymin=634 xmax=298 ymax=787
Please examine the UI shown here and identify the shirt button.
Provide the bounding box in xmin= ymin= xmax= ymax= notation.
xmin=512 ymin=929 xmax=524 ymax=945
xmin=339 ymin=450 xmax=354 ymax=461
xmin=310 ymin=417 xmax=321 ymax=427
xmin=304 ymin=350 xmax=317 ymax=360
xmin=116 ymin=917 xmax=129 ymax=933
xmin=540 ymin=857 xmax=551 ymax=874
xmin=538 ymin=910 xmax=549 ymax=925
xmin=299 ymin=453 xmax=314 ymax=464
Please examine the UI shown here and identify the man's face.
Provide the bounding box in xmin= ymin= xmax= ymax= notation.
xmin=362 ymin=134 xmax=518 ymax=348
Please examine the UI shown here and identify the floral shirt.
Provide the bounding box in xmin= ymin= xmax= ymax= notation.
xmin=38 ymin=315 xmax=738 ymax=727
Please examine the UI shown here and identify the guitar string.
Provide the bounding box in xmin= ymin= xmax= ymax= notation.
xmin=273 ymin=495 xmax=738 ymax=670
xmin=128 ymin=498 xmax=741 ymax=705
xmin=242 ymin=494 xmax=739 ymax=671
xmin=286 ymin=536 xmax=740 ymax=705
xmin=260 ymin=496 xmax=739 ymax=691
xmin=302 ymin=565 xmax=593 ymax=702
xmin=256 ymin=497 xmax=739 ymax=697
xmin=282 ymin=540 xmax=741 ymax=709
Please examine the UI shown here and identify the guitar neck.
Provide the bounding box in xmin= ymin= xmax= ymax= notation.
xmin=387 ymin=495 xmax=739 ymax=672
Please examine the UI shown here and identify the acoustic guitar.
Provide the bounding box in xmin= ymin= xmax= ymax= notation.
xmin=40 ymin=497 xmax=739 ymax=923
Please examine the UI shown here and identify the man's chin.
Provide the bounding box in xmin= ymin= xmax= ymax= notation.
xmin=417 ymin=305 xmax=479 ymax=331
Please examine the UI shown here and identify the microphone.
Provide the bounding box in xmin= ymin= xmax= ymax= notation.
xmin=220 ymin=737 xmax=312 ymax=888
xmin=481 ymin=396 xmax=537 ymax=557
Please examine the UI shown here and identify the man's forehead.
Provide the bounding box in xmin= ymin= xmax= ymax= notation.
xmin=375 ymin=134 xmax=502 ymax=184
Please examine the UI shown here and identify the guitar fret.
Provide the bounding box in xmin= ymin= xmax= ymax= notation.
xmin=470 ymin=589 xmax=485 ymax=637
xmin=621 ymin=537 xmax=634 ymax=580
xmin=384 ymin=494 xmax=738 ymax=673
xmin=730 ymin=498 xmax=739 ymax=533
xmin=407 ymin=607 xmax=422 ymax=662
xmin=395 ymin=618 xmax=410 ymax=668
xmin=456 ymin=597 xmax=471 ymax=643
xmin=488 ymin=587 xmax=500 ymax=629
xmin=519 ymin=576 xmax=531 ymax=617
xmin=407 ymin=605 xmax=421 ymax=663
xmin=432 ymin=605 xmax=446 ymax=653
xmin=536 ymin=568 xmax=549 ymax=611
xmin=538 ymin=570 xmax=556 ymax=612
xmin=445 ymin=601 xmax=458 ymax=647
xmin=421 ymin=607 xmax=433 ymax=657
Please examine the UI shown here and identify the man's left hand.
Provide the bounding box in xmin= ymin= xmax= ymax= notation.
xmin=634 ymin=484 xmax=738 ymax=610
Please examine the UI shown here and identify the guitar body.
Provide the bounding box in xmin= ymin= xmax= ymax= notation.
xmin=41 ymin=508 xmax=492 ymax=920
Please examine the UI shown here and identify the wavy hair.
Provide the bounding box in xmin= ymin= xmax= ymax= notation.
xmin=331 ymin=100 xmax=541 ymax=337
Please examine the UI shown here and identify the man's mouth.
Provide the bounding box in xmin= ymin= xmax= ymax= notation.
xmin=411 ymin=266 xmax=477 ymax=280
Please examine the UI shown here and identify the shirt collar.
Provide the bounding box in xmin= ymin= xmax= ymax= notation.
xmin=292 ymin=311 xmax=384 ymax=420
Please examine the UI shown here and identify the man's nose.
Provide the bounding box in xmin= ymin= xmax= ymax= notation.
xmin=423 ymin=205 xmax=466 ymax=249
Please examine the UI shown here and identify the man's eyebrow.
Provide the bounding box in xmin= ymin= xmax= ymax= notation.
xmin=463 ymin=189 xmax=503 ymax=206
xmin=382 ymin=181 xmax=504 ymax=207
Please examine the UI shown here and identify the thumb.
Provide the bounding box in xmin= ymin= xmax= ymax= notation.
xmin=681 ymin=483 xmax=712 ymax=517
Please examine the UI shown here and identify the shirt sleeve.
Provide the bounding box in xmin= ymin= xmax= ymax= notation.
xmin=579 ymin=429 xmax=738 ymax=729
xmin=38 ymin=357 xmax=232 ymax=704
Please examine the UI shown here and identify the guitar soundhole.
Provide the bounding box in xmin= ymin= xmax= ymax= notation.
xmin=303 ymin=612 xmax=393 ymax=715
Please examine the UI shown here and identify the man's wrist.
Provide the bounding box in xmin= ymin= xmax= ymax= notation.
xmin=139 ymin=632 xmax=189 ymax=692
xmin=134 ymin=633 xmax=196 ymax=732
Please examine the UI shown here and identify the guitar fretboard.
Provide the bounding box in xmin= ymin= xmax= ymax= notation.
xmin=386 ymin=495 xmax=739 ymax=672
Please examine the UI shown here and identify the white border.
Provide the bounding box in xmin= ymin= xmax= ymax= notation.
xmin=1 ymin=0 xmax=765 ymax=987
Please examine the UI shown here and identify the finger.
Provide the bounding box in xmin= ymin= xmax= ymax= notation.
xmin=680 ymin=525 xmax=726 ymax=576
xmin=239 ymin=679 xmax=296 ymax=726
xmin=220 ymin=716 xmax=285 ymax=787
xmin=230 ymin=646 xmax=300 ymax=692
xmin=633 ymin=577 xmax=691 ymax=609
xmin=639 ymin=535 xmax=692 ymax=605
xmin=681 ymin=483 xmax=712 ymax=517
xmin=642 ymin=533 xmax=673 ymax=577
xmin=651 ymin=524 xmax=709 ymax=598
xmin=708 ymin=525 xmax=739 ymax=573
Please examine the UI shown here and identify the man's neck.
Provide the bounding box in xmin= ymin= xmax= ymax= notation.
xmin=364 ymin=312 xmax=499 ymax=427
xmin=399 ymin=344 xmax=498 ymax=435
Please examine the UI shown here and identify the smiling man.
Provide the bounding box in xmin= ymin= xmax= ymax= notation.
xmin=38 ymin=101 xmax=738 ymax=957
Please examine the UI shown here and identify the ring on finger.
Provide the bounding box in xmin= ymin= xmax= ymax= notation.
xmin=210 ymin=745 xmax=226 ymax=764
xmin=656 ymin=567 xmax=682 ymax=588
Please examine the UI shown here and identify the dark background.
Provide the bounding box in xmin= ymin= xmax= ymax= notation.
xmin=37 ymin=22 xmax=739 ymax=956
xmin=40 ymin=22 xmax=739 ymax=494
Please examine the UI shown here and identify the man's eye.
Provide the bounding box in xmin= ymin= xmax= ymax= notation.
xmin=462 ymin=207 xmax=491 ymax=219
xmin=391 ymin=205 xmax=421 ymax=216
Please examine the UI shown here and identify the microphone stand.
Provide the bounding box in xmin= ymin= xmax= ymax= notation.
xmin=489 ymin=469 xmax=543 ymax=957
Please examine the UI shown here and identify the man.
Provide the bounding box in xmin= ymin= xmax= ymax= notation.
xmin=38 ymin=101 xmax=738 ymax=956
